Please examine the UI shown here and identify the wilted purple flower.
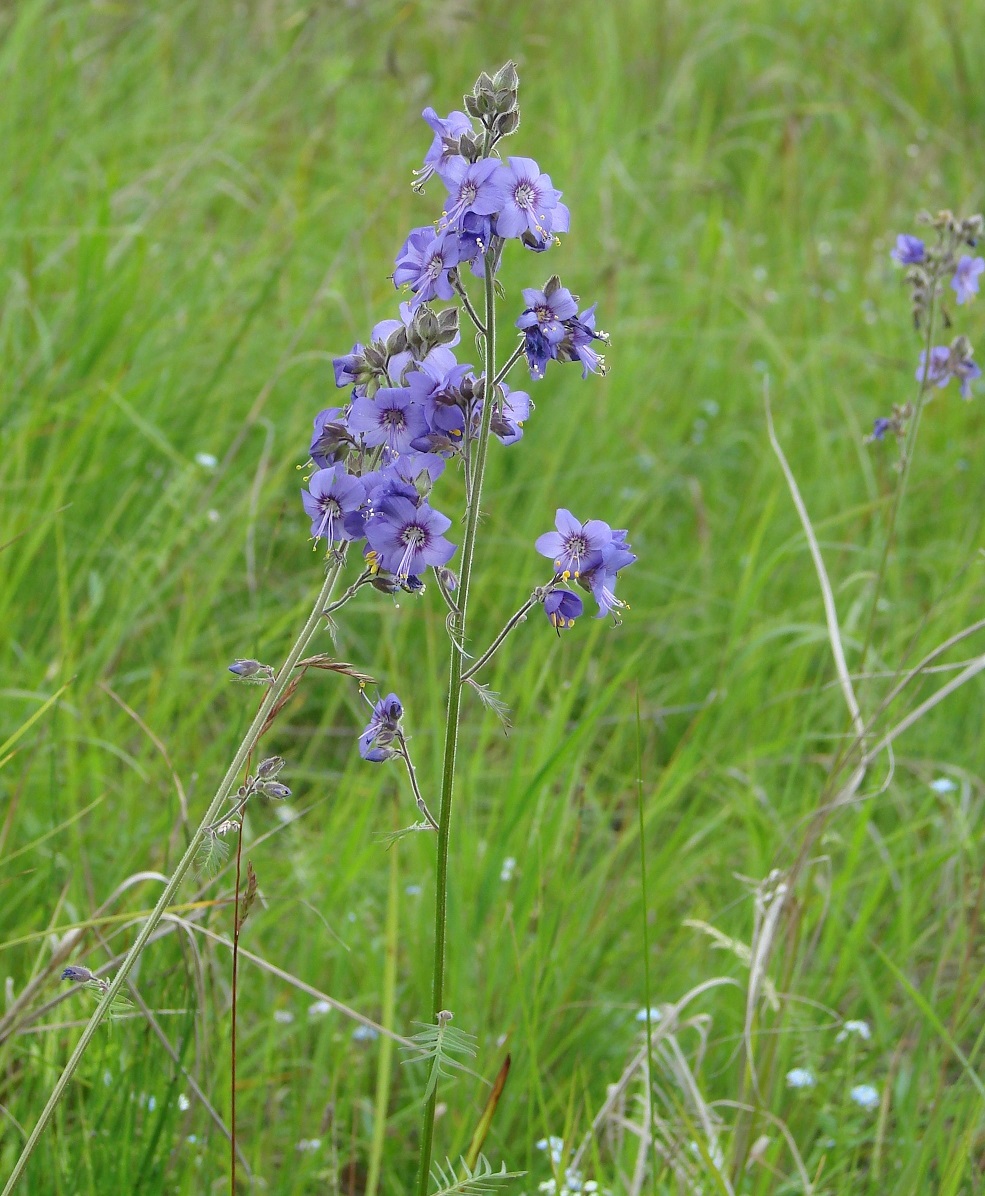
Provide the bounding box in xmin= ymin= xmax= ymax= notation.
xmin=310 ymin=407 xmax=353 ymax=468
xmin=917 ymin=342 xmax=982 ymax=399
xmin=494 ymin=157 xmax=570 ymax=243
xmin=579 ymin=539 xmax=637 ymax=619
xmin=359 ymin=693 xmax=403 ymax=762
xmin=62 ymin=966 xmax=96 ymax=983
xmin=301 ymin=464 xmax=366 ymax=544
xmin=951 ymin=255 xmax=984 ymax=305
xmin=543 ymin=588 xmax=583 ymax=632
xmin=437 ymin=157 xmax=503 ymax=232
xmin=891 ymin=234 xmax=925 ymax=265
xmin=870 ymin=417 xmax=892 ymax=441
xmin=348 ymin=389 xmax=429 ymax=455
xmin=365 ymin=496 xmax=456 ymax=579
xmin=535 ymin=509 xmax=612 ymax=578
xmin=393 ymin=227 xmax=462 ymax=309
xmin=417 ymin=108 xmax=473 ymax=187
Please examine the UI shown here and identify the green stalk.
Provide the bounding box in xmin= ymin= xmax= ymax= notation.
xmin=3 ymin=558 xmax=346 ymax=1196
xmin=415 ymin=251 xmax=498 ymax=1196
xmin=366 ymin=837 xmax=400 ymax=1196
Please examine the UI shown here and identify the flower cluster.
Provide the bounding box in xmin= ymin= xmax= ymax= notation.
xmin=535 ymin=509 xmax=637 ymax=629
xmin=873 ymin=210 xmax=984 ymax=447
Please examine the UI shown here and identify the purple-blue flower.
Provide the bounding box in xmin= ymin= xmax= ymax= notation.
xmin=917 ymin=344 xmax=982 ymax=399
xmin=558 ymin=304 xmax=608 ymax=378
xmin=62 ymin=966 xmax=96 ymax=983
xmin=301 ymin=464 xmax=366 ymax=544
xmin=951 ymin=255 xmax=984 ymax=305
xmin=517 ymin=283 xmax=578 ymax=379
xmin=490 ymin=383 xmax=531 ymax=445
xmin=310 ymin=407 xmax=353 ymax=468
xmin=535 ymin=509 xmax=612 ymax=578
xmin=393 ymin=227 xmax=462 ymax=309
xmin=543 ymin=588 xmax=583 ymax=632
xmin=349 ymin=389 xmax=429 ymax=455
xmin=417 ymin=108 xmax=473 ymax=187
xmin=493 ymin=157 xmax=570 ymax=243
xmin=437 ymin=157 xmax=503 ymax=232
xmin=579 ymin=539 xmax=637 ymax=619
xmin=365 ymin=495 xmax=456 ymax=579
xmin=891 ymin=234 xmax=925 ymax=266
xmin=870 ymin=417 xmax=893 ymax=441
xmin=359 ymin=693 xmax=403 ymax=762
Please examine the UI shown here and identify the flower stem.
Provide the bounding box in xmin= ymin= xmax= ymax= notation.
xmin=462 ymin=595 xmax=537 ymax=682
xmin=2 ymin=558 xmax=346 ymax=1196
xmin=415 ymin=249 xmax=498 ymax=1196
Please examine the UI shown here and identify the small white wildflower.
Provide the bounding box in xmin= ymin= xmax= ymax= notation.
xmin=273 ymin=1009 xmax=294 ymax=1025
xmin=308 ymin=999 xmax=332 ymax=1017
xmin=186 ymin=1134 xmax=198 ymax=1144
xmin=930 ymin=777 xmax=957 ymax=794
xmin=102 ymin=1070 xmax=113 ymax=1087
xmin=405 ymin=883 xmax=422 ymax=896
xmin=147 ymin=1095 xmax=157 ymax=1112
xmin=564 ymin=1168 xmax=585 ymax=1191
xmin=635 ymin=1006 xmax=662 ymax=1024
xmin=836 ymin=1019 xmax=871 ymax=1043
xmin=583 ymin=1184 xmax=599 ymax=1194
xmin=352 ymin=1024 xmax=378 ymax=1042
xmin=500 ymin=856 xmax=517 ymax=882
xmin=275 ymin=804 xmax=299 ymax=824
xmin=206 ymin=509 xmax=221 ymax=524
xmin=296 ymin=1138 xmax=321 ymax=1153
xmin=195 ymin=452 xmax=218 ymax=469
xmin=850 ymin=1083 xmax=879 ymax=1110
xmin=538 ymin=1183 xmax=557 ymax=1195
xmin=786 ymin=1067 xmax=816 ymax=1090
xmin=177 ymin=1093 xmax=191 ymax=1111
xmin=536 ymin=1136 xmax=564 ymax=1165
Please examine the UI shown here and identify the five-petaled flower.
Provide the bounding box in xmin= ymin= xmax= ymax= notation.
xmin=891 ymin=234 xmax=925 ymax=265
xmin=951 ymin=255 xmax=985 ymax=305
xmin=301 ymin=465 xmax=366 ymax=545
xmin=535 ymin=509 xmax=613 ymax=579
xmin=365 ymin=496 xmax=456 ymax=580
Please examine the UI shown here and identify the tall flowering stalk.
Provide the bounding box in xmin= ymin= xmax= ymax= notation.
xmin=9 ymin=64 xmax=636 ymax=1195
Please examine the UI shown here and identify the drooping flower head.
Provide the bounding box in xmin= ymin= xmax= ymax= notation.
xmin=365 ymin=495 xmax=456 ymax=580
xmin=891 ymin=234 xmax=925 ymax=266
xmin=301 ymin=464 xmax=366 ymax=545
xmin=951 ymin=255 xmax=984 ymax=305
xmin=917 ymin=337 xmax=981 ymax=399
xmin=517 ymin=279 xmax=578 ymax=379
xmin=416 ymin=108 xmax=474 ymax=188
xmin=393 ymin=227 xmax=462 ymax=310
xmin=578 ymin=539 xmax=637 ymax=620
xmin=535 ymin=509 xmax=612 ymax=579
xmin=557 ymin=304 xmax=608 ymax=378
xmin=359 ymin=693 xmax=403 ymax=762
xmin=489 ymin=382 xmax=531 ymax=445
xmin=494 ymin=157 xmax=570 ymax=244
xmin=310 ymin=407 xmax=353 ymax=468
xmin=543 ymin=588 xmax=583 ymax=633
xmin=348 ymin=388 xmax=429 ymax=456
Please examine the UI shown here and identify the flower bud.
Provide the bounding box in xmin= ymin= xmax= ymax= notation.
xmin=260 ymin=781 xmax=291 ymax=800
xmin=228 ymin=658 xmax=264 ymax=678
xmin=257 ymin=756 xmax=286 ymax=779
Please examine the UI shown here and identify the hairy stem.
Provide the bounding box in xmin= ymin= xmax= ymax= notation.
xmin=415 ymin=249 xmax=498 ymax=1196
xmin=3 ymin=558 xmax=346 ymax=1196
xmin=462 ymin=595 xmax=537 ymax=682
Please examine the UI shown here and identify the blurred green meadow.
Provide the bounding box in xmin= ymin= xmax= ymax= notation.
xmin=3 ymin=0 xmax=985 ymax=1191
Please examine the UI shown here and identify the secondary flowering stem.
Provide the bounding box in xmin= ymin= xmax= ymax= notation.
xmin=2 ymin=558 xmax=347 ymax=1196
xmin=395 ymin=733 xmax=439 ymax=830
xmin=415 ymin=248 xmax=498 ymax=1196
xmin=493 ymin=340 xmax=525 ymax=387
xmin=462 ymin=595 xmax=538 ymax=681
